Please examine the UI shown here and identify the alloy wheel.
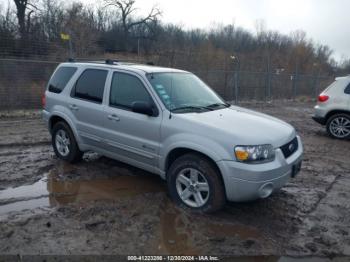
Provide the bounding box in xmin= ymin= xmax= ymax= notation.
xmin=175 ymin=168 xmax=210 ymax=208
xmin=55 ymin=129 xmax=71 ymax=157
xmin=329 ymin=116 xmax=350 ymax=138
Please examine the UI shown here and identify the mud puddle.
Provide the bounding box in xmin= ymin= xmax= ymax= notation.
xmin=0 ymin=167 xmax=166 ymax=215
xmin=158 ymin=205 xmax=198 ymax=254
xmin=156 ymin=199 xmax=265 ymax=255
xmin=0 ymin=167 xmax=266 ymax=256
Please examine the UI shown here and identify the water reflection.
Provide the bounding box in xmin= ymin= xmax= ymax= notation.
xmin=157 ymin=202 xmax=198 ymax=255
xmin=0 ymin=163 xmax=165 ymax=215
xmin=47 ymin=172 xmax=165 ymax=206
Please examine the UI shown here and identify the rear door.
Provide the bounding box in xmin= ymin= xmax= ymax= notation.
xmin=103 ymin=70 xmax=162 ymax=171
xmin=69 ymin=68 xmax=109 ymax=148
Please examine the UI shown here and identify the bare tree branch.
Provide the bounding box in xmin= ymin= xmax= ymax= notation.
xmin=103 ymin=0 xmax=161 ymax=50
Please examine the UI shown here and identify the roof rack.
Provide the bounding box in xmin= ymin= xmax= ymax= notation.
xmin=105 ymin=59 xmax=118 ymax=65
xmin=67 ymin=58 xmax=155 ymax=66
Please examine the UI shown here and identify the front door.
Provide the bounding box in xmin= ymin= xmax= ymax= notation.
xmin=103 ymin=71 xmax=162 ymax=171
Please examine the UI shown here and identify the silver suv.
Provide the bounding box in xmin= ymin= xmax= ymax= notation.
xmin=43 ymin=60 xmax=303 ymax=212
xmin=313 ymin=75 xmax=350 ymax=139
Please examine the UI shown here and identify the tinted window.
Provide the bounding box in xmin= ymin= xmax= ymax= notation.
xmin=73 ymin=69 xmax=108 ymax=103
xmin=48 ymin=67 xmax=77 ymax=93
xmin=345 ymin=83 xmax=350 ymax=94
xmin=110 ymin=72 xmax=152 ymax=109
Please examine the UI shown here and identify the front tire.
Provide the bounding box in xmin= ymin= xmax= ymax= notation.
xmin=167 ymin=153 xmax=226 ymax=213
xmin=52 ymin=122 xmax=83 ymax=163
xmin=326 ymin=114 xmax=350 ymax=140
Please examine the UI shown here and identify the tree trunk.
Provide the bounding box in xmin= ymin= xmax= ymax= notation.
xmin=14 ymin=0 xmax=28 ymax=39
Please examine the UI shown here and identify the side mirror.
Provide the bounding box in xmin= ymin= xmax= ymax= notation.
xmin=132 ymin=101 xmax=156 ymax=116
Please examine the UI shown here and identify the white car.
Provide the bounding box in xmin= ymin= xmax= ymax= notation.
xmin=313 ymin=75 xmax=350 ymax=139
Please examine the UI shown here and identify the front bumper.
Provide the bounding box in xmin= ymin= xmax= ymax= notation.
xmin=217 ymin=136 xmax=303 ymax=202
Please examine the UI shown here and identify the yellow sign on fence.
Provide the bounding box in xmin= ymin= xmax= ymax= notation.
xmin=60 ymin=33 xmax=70 ymax=40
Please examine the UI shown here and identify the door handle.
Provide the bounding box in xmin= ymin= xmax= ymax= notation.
xmin=69 ymin=104 xmax=79 ymax=111
xmin=107 ymin=114 xmax=120 ymax=121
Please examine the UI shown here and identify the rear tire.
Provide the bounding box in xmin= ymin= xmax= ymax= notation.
xmin=167 ymin=153 xmax=226 ymax=213
xmin=326 ymin=114 xmax=350 ymax=140
xmin=52 ymin=121 xmax=83 ymax=163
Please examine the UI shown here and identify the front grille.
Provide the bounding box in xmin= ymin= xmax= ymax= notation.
xmin=280 ymin=137 xmax=298 ymax=159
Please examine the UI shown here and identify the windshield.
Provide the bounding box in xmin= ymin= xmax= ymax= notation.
xmin=146 ymin=72 xmax=228 ymax=113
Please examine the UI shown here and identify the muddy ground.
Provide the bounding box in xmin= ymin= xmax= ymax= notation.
xmin=0 ymin=101 xmax=349 ymax=260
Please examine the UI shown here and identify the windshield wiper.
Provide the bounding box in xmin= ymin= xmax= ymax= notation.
xmin=205 ymin=103 xmax=231 ymax=110
xmin=171 ymin=105 xmax=213 ymax=112
xmin=205 ymin=102 xmax=231 ymax=108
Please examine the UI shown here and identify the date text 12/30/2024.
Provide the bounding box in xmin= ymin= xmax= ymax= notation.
xmin=127 ymin=255 xmax=219 ymax=261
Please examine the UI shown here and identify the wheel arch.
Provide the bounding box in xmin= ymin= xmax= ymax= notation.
xmin=48 ymin=112 xmax=82 ymax=147
xmin=49 ymin=115 xmax=68 ymax=133
xmin=325 ymin=109 xmax=350 ymax=121
xmin=164 ymin=147 xmax=227 ymax=195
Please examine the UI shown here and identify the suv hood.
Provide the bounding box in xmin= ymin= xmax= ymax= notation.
xmin=178 ymin=106 xmax=296 ymax=147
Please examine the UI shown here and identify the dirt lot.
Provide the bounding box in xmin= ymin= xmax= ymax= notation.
xmin=0 ymin=101 xmax=349 ymax=260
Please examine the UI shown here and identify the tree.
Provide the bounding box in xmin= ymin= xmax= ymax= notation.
xmin=13 ymin=0 xmax=38 ymax=39
xmin=64 ymin=3 xmax=101 ymax=57
xmin=103 ymin=0 xmax=161 ymax=51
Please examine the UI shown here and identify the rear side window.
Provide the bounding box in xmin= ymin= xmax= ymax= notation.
xmin=48 ymin=67 xmax=77 ymax=93
xmin=72 ymin=69 xmax=108 ymax=103
xmin=110 ymin=72 xmax=152 ymax=109
xmin=345 ymin=83 xmax=350 ymax=94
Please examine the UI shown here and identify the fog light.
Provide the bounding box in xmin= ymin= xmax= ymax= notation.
xmin=259 ymin=183 xmax=274 ymax=198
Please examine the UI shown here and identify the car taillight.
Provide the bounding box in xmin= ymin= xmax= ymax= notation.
xmin=318 ymin=94 xmax=329 ymax=102
xmin=42 ymin=93 xmax=46 ymax=108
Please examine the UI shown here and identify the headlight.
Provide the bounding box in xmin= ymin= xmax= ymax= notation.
xmin=234 ymin=144 xmax=275 ymax=163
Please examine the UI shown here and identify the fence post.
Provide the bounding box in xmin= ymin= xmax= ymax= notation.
xmin=266 ymin=55 xmax=271 ymax=102
xmin=292 ymin=74 xmax=296 ymax=99
xmin=267 ymin=72 xmax=272 ymax=102
xmin=234 ymin=70 xmax=238 ymax=104
xmin=232 ymin=56 xmax=240 ymax=104
xmin=313 ymin=71 xmax=320 ymax=99
xmin=293 ymin=60 xmax=299 ymax=100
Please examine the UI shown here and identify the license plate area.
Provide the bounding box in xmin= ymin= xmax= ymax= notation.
xmin=291 ymin=161 xmax=302 ymax=178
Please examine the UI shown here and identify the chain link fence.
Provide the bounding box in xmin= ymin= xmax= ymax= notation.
xmin=0 ymin=58 xmax=59 ymax=110
xmin=195 ymin=70 xmax=333 ymax=102
xmin=0 ymin=58 xmax=334 ymax=110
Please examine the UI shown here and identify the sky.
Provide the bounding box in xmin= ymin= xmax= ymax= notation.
xmin=87 ymin=0 xmax=349 ymax=62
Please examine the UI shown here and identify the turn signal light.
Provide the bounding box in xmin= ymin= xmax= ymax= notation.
xmin=235 ymin=150 xmax=249 ymax=161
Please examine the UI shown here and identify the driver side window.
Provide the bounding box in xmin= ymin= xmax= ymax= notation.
xmin=110 ymin=72 xmax=152 ymax=109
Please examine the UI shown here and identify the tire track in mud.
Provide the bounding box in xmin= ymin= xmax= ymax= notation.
xmin=0 ymin=141 xmax=51 ymax=148
xmin=248 ymin=102 xmax=350 ymax=257
xmin=0 ymin=117 xmax=50 ymax=147
xmin=0 ymin=144 xmax=55 ymax=188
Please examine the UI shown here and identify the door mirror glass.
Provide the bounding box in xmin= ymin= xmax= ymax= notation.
xmin=132 ymin=101 xmax=155 ymax=116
